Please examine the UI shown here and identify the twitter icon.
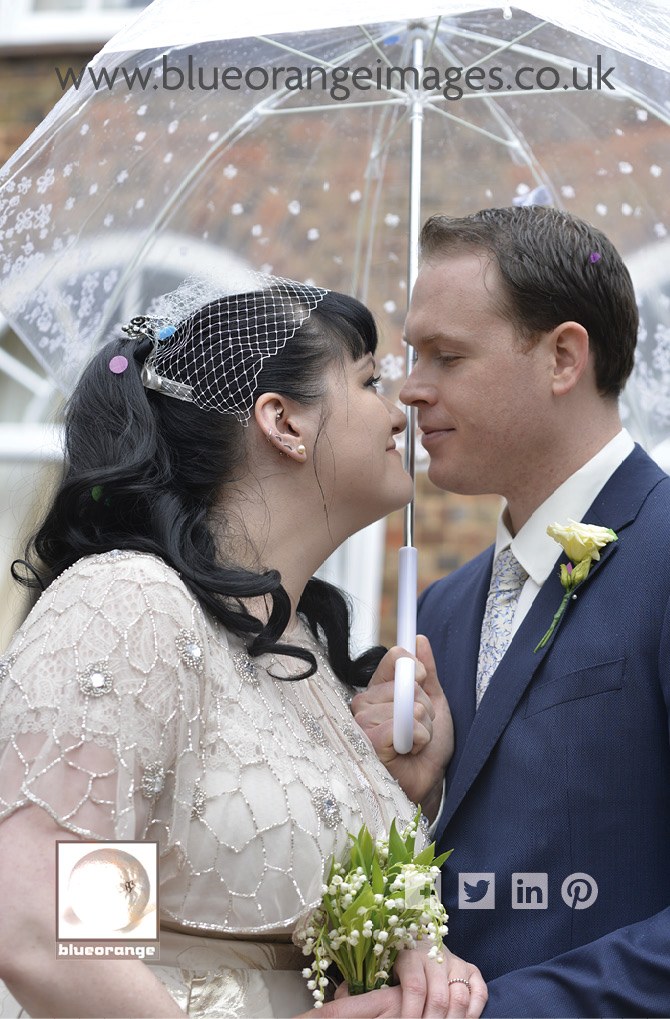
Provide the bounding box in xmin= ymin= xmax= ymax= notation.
xmin=459 ymin=873 xmax=495 ymax=909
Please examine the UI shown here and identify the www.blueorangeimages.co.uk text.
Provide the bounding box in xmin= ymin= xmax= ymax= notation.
xmin=55 ymin=55 xmax=616 ymax=101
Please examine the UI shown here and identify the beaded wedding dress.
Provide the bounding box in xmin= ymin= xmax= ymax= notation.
xmin=0 ymin=552 xmax=419 ymax=1018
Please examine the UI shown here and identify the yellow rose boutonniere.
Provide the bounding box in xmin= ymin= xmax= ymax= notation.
xmin=535 ymin=519 xmax=618 ymax=651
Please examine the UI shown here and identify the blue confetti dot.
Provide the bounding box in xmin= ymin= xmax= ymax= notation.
xmin=158 ymin=325 xmax=176 ymax=339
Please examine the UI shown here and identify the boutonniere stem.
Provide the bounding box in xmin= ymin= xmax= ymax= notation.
xmin=535 ymin=519 xmax=618 ymax=652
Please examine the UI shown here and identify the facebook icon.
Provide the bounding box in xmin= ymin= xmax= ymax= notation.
xmin=512 ymin=872 xmax=548 ymax=909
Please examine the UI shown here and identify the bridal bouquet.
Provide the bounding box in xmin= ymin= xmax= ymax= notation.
xmin=295 ymin=808 xmax=451 ymax=1008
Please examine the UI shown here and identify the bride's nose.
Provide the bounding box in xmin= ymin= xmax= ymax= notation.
xmin=387 ymin=399 xmax=407 ymax=434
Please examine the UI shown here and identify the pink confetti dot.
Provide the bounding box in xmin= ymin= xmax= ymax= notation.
xmin=589 ymin=252 xmax=601 ymax=263
xmin=109 ymin=355 xmax=129 ymax=374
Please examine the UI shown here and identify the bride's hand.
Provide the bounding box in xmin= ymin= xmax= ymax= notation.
xmin=351 ymin=635 xmax=453 ymax=813
xmin=295 ymin=982 xmax=403 ymax=1017
xmin=392 ymin=941 xmax=488 ymax=1018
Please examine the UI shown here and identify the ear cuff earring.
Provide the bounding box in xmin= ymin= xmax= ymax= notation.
xmin=266 ymin=431 xmax=307 ymax=458
xmin=267 ymin=429 xmax=294 ymax=456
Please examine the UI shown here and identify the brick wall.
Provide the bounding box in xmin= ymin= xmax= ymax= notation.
xmin=0 ymin=50 xmax=97 ymax=165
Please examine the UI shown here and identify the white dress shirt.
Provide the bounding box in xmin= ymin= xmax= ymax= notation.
xmin=493 ymin=429 xmax=635 ymax=639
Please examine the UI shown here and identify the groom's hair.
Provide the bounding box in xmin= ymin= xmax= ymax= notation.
xmin=419 ymin=206 xmax=638 ymax=398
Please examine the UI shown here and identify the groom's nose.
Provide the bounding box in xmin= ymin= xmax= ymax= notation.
xmin=399 ymin=360 xmax=434 ymax=407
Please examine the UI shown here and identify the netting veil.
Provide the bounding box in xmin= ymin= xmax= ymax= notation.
xmin=124 ymin=273 xmax=329 ymax=422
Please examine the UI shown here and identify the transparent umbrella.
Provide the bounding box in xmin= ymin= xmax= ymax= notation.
xmin=1 ymin=0 xmax=670 ymax=746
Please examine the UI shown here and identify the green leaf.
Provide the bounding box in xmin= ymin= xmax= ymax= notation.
xmin=412 ymin=844 xmax=436 ymax=867
xmin=434 ymin=849 xmax=453 ymax=868
xmin=388 ymin=819 xmax=407 ymax=867
xmin=360 ymin=827 xmax=374 ymax=875
xmin=371 ymin=854 xmax=385 ymax=894
xmin=339 ymin=882 xmax=375 ymax=926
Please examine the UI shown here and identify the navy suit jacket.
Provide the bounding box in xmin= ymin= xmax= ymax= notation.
xmin=419 ymin=445 xmax=670 ymax=1017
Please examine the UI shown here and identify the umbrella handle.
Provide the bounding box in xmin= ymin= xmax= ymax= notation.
xmin=393 ymin=545 xmax=417 ymax=755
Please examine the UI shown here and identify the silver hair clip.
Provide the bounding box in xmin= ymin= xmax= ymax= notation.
xmin=121 ymin=315 xmax=156 ymax=340
xmin=121 ymin=316 xmax=194 ymax=401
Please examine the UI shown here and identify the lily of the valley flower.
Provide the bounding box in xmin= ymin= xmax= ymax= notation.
xmin=295 ymin=808 xmax=450 ymax=1005
xmin=535 ymin=520 xmax=618 ymax=651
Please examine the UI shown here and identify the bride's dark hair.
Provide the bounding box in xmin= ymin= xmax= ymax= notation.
xmin=13 ymin=290 xmax=385 ymax=685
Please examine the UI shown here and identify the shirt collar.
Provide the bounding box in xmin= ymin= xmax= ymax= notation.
xmin=494 ymin=429 xmax=635 ymax=586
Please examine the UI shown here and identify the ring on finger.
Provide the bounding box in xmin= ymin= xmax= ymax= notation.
xmin=448 ymin=977 xmax=471 ymax=992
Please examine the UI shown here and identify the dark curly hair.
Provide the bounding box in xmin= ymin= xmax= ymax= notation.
xmin=13 ymin=289 xmax=386 ymax=686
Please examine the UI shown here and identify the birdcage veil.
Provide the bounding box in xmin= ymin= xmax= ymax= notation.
xmin=123 ymin=272 xmax=329 ymax=422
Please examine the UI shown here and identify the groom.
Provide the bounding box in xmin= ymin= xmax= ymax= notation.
xmin=395 ymin=207 xmax=670 ymax=1016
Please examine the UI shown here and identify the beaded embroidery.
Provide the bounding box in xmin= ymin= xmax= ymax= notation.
xmin=343 ymin=723 xmax=370 ymax=757
xmin=232 ymin=651 xmax=259 ymax=685
xmin=175 ymin=629 xmax=204 ymax=673
xmin=94 ymin=549 xmax=136 ymax=563
xmin=313 ymin=787 xmax=342 ymax=829
xmin=0 ymin=652 xmax=17 ymax=682
xmin=301 ymin=714 xmax=329 ymax=747
xmin=141 ymin=762 xmax=166 ymax=800
xmin=78 ymin=662 xmax=113 ymax=697
xmin=191 ymin=785 xmax=206 ymax=820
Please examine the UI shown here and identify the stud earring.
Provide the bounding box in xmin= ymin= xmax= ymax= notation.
xmin=276 ymin=408 xmax=283 ymax=422
xmin=297 ymin=444 xmax=306 ymax=455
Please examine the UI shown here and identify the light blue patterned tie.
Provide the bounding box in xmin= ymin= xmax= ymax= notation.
xmin=476 ymin=548 xmax=529 ymax=706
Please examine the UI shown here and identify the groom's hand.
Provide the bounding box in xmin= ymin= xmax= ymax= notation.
xmin=351 ymin=635 xmax=453 ymax=815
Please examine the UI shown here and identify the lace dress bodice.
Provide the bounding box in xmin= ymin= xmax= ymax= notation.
xmin=0 ymin=551 xmax=418 ymax=942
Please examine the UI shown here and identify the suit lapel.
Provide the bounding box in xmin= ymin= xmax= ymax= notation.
xmin=436 ymin=571 xmax=560 ymax=840
xmin=435 ymin=445 xmax=668 ymax=844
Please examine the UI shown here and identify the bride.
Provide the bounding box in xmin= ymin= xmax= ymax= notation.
xmin=0 ymin=277 xmax=485 ymax=1018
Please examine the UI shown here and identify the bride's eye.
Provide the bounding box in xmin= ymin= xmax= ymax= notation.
xmin=365 ymin=375 xmax=382 ymax=389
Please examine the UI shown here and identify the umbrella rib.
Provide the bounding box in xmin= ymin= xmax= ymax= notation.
xmin=426 ymin=31 xmax=557 ymax=194
xmin=429 ymin=27 xmax=670 ymax=128
xmin=368 ymin=106 xmax=411 ymax=160
xmin=255 ymin=35 xmax=345 ymax=69
xmin=446 ymin=24 xmax=668 ymax=104
xmin=421 ymin=101 xmax=518 ymax=147
xmin=258 ymin=99 xmax=405 ymax=115
xmin=458 ymin=21 xmax=548 ymax=72
xmin=255 ymin=31 xmax=410 ymax=102
xmin=256 ymin=28 xmax=399 ymax=75
xmin=425 ymin=33 xmax=549 ymax=172
xmin=424 ymin=16 xmax=443 ymax=68
xmin=357 ymin=24 xmax=395 ymax=69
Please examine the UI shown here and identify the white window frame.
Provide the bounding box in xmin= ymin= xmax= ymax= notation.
xmin=0 ymin=0 xmax=150 ymax=48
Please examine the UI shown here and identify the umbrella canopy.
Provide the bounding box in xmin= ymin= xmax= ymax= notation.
xmin=1 ymin=0 xmax=669 ymax=451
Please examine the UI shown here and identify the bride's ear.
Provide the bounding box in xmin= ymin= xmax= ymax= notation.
xmin=254 ymin=393 xmax=308 ymax=462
